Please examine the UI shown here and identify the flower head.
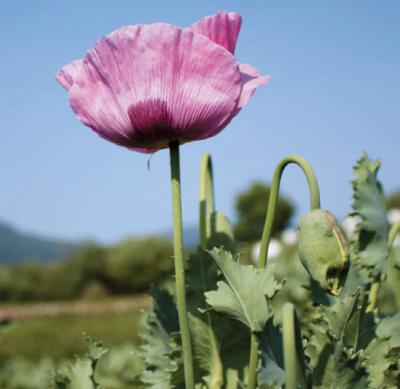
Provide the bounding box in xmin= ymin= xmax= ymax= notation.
xmin=56 ymin=12 xmax=268 ymax=153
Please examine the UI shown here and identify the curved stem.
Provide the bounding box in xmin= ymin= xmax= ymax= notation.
xmin=247 ymin=155 xmax=320 ymax=389
xmin=199 ymin=154 xmax=216 ymax=248
xmin=257 ymin=155 xmax=320 ymax=269
xmin=169 ymin=142 xmax=195 ymax=389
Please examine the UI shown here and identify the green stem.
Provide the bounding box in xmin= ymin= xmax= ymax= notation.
xmin=199 ymin=154 xmax=216 ymax=248
xmin=367 ymin=281 xmax=379 ymax=312
xmin=368 ymin=220 xmax=400 ymax=312
xmin=282 ymin=303 xmax=308 ymax=389
xmin=247 ymin=155 xmax=320 ymax=389
xmin=388 ymin=221 xmax=400 ymax=310
xmin=257 ymin=155 xmax=320 ymax=269
xmin=169 ymin=141 xmax=195 ymax=389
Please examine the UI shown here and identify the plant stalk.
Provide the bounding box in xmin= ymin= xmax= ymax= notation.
xmin=199 ymin=154 xmax=215 ymax=248
xmin=169 ymin=141 xmax=195 ymax=389
xmin=282 ymin=303 xmax=308 ymax=389
xmin=247 ymin=155 xmax=320 ymax=389
xmin=368 ymin=220 xmax=400 ymax=312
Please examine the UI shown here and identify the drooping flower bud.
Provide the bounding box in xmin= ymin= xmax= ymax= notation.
xmin=298 ymin=210 xmax=349 ymax=295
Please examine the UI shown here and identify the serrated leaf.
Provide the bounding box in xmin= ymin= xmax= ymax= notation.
xmin=58 ymin=359 xmax=96 ymax=389
xmin=140 ymin=290 xmax=182 ymax=389
xmin=53 ymin=337 xmax=107 ymax=389
xmin=205 ymin=248 xmax=281 ymax=332
xmin=318 ymin=343 xmax=367 ymax=389
xmin=351 ymin=154 xmax=390 ymax=279
xmin=376 ymin=313 xmax=400 ymax=349
xmin=186 ymin=248 xmax=250 ymax=387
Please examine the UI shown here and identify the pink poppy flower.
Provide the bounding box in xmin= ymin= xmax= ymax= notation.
xmin=57 ymin=12 xmax=269 ymax=153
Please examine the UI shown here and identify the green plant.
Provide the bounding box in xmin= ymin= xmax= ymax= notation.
xmin=46 ymin=153 xmax=399 ymax=389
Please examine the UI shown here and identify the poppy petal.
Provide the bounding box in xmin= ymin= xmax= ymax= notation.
xmin=64 ymin=23 xmax=242 ymax=151
xmin=189 ymin=11 xmax=242 ymax=54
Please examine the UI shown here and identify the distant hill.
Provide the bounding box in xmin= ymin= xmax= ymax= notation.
xmin=0 ymin=219 xmax=200 ymax=264
xmin=0 ymin=221 xmax=78 ymax=264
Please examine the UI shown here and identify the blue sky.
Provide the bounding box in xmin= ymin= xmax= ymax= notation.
xmin=1 ymin=1 xmax=399 ymax=243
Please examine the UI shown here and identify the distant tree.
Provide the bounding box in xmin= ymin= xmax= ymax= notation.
xmin=387 ymin=191 xmax=400 ymax=210
xmin=105 ymin=236 xmax=173 ymax=292
xmin=234 ymin=182 xmax=295 ymax=243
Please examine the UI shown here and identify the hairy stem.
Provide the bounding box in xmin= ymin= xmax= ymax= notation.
xmin=169 ymin=141 xmax=195 ymax=389
xmin=247 ymin=155 xmax=320 ymax=389
xmin=199 ymin=154 xmax=216 ymax=248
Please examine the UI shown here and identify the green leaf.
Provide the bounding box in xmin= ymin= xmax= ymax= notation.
xmin=205 ymin=248 xmax=281 ymax=332
xmin=364 ymin=316 xmax=400 ymax=388
xmin=53 ymin=337 xmax=107 ymax=389
xmin=375 ymin=313 xmax=400 ymax=349
xmin=140 ymin=290 xmax=183 ymax=389
xmin=55 ymin=359 xmax=95 ymax=389
xmin=189 ymin=314 xmax=223 ymax=389
xmin=186 ymin=249 xmax=220 ymax=317
xmin=350 ymin=154 xmax=390 ymax=279
xmin=186 ymin=248 xmax=250 ymax=387
xmin=256 ymin=320 xmax=285 ymax=388
xmin=150 ymin=288 xmax=179 ymax=334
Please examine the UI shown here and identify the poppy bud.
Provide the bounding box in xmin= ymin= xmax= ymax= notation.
xmin=298 ymin=210 xmax=349 ymax=295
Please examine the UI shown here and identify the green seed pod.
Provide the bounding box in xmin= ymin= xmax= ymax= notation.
xmin=298 ymin=209 xmax=349 ymax=295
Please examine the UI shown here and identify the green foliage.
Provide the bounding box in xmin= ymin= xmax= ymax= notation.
xmin=106 ymin=237 xmax=173 ymax=292
xmin=133 ymin=154 xmax=400 ymax=389
xmin=205 ymin=248 xmax=281 ymax=332
xmin=256 ymin=320 xmax=285 ymax=388
xmin=0 ymin=236 xmax=173 ymax=302
xmin=234 ymin=182 xmax=294 ymax=243
xmin=139 ymin=289 xmax=183 ymax=389
xmin=350 ymin=154 xmax=390 ymax=281
xmin=0 ymin=344 xmax=142 ymax=389
xmin=2 ymin=154 xmax=399 ymax=388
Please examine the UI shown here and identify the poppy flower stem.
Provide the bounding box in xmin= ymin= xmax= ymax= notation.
xmin=169 ymin=141 xmax=195 ymax=389
xmin=247 ymin=155 xmax=320 ymax=389
xmin=199 ymin=154 xmax=216 ymax=248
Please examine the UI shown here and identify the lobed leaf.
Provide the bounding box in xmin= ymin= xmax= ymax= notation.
xmin=205 ymin=248 xmax=281 ymax=332
xmin=350 ymin=154 xmax=390 ymax=280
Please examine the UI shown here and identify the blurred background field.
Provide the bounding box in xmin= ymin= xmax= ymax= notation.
xmin=1 ymin=186 xmax=399 ymax=359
